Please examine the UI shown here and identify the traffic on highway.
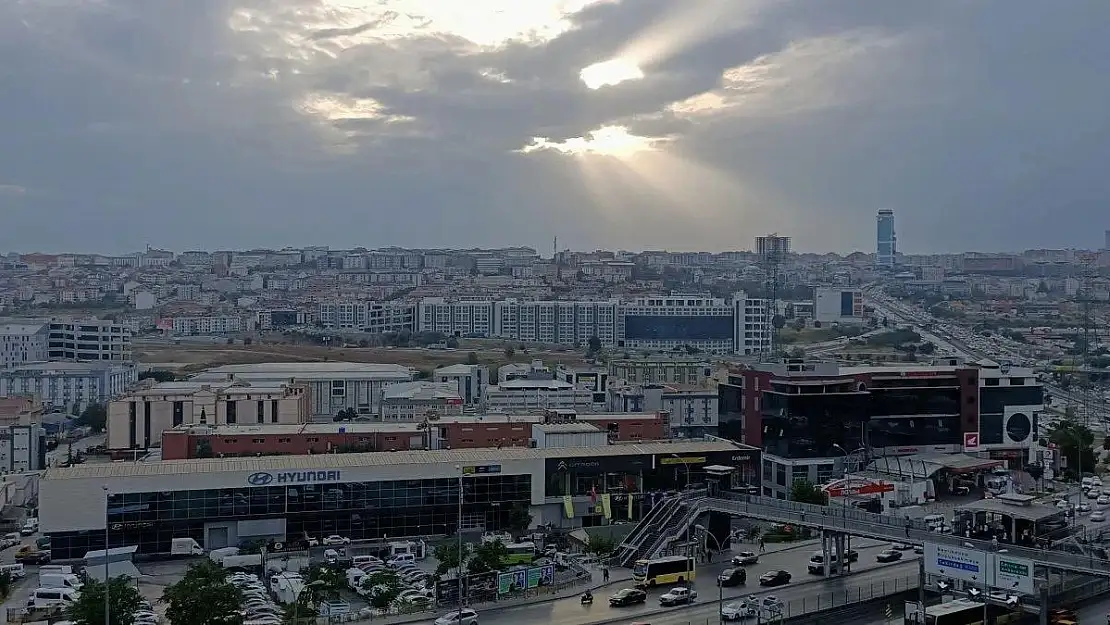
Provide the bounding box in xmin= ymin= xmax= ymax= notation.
xmin=413 ymin=540 xmax=919 ymax=625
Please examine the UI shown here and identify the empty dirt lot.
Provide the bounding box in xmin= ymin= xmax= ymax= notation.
xmin=134 ymin=340 xmax=591 ymax=372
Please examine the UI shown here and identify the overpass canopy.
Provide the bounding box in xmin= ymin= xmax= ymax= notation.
xmin=867 ymin=453 xmax=1002 ymax=479
xmin=956 ymin=498 xmax=1062 ymax=523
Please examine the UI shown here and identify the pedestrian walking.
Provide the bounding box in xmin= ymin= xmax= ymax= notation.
xmin=602 ymin=567 xmax=609 ymax=583
xmin=758 ymin=538 xmax=766 ymax=552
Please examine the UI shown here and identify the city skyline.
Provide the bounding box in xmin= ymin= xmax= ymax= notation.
xmin=2 ymin=1 xmax=1109 ymax=254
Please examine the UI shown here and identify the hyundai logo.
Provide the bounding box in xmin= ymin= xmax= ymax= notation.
xmin=247 ymin=472 xmax=274 ymax=486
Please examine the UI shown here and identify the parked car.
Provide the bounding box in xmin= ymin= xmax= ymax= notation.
xmin=731 ymin=551 xmax=759 ymax=566
xmin=434 ymin=609 xmax=479 ymax=625
xmin=758 ymin=595 xmax=785 ymax=613
xmin=876 ymin=549 xmax=903 ymax=563
xmin=1091 ymin=511 xmax=1106 ymax=522
xmin=717 ymin=568 xmax=747 ymax=587
xmin=659 ymin=587 xmax=697 ymax=606
xmin=891 ymin=542 xmax=914 ymax=551
xmin=720 ymin=600 xmax=757 ymax=621
xmin=608 ymin=588 xmax=647 ymax=607
xmin=758 ymin=570 xmax=791 ymax=587
xmin=322 ymin=535 xmax=351 ymax=546
xmin=913 ymin=545 xmax=924 ymax=555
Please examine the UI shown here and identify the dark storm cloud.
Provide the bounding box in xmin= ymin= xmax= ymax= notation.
xmin=0 ymin=0 xmax=1107 ymax=254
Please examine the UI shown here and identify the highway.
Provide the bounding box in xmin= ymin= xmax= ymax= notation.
xmin=412 ymin=540 xmax=918 ymax=625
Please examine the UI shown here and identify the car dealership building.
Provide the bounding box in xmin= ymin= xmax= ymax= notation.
xmin=40 ymin=439 xmax=759 ymax=559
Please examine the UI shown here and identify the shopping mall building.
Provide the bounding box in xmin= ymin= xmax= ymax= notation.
xmin=39 ymin=439 xmax=759 ymax=559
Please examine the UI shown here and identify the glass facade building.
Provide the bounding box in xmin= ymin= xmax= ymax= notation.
xmin=48 ymin=474 xmax=531 ymax=560
xmin=876 ymin=209 xmax=896 ymax=268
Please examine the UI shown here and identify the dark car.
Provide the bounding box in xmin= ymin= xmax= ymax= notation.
xmin=759 ymin=570 xmax=791 ymax=587
xmin=876 ymin=549 xmax=903 ymax=563
xmin=845 ymin=549 xmax=860 ymax=562
xmin=717 ymin=568 xmax=747 ymax=587
xmin=609 ymin=588 xmax=648 ymax=607
xmin=15 ymin=549 xmax=50 ymax=564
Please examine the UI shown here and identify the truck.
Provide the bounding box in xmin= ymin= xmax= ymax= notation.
xmin=39 ymin=572 xmax=83 ymax=591
xmin=219 ymin=554 xmax=262 ymax=569
xmin=171 ymin=538 xmax=204 ymax=556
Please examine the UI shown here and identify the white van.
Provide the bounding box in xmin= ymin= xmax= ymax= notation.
xmin=27 ymin=587 xmax=80 ymax=609
xmin=0 ymin=563 xmax=26 ymax=579
xmin=923 ymin=514 xmax=946 ymax=529
xmin=387 ymin=553 xmax=415 ymax=567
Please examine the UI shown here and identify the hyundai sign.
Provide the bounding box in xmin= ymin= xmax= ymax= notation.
xmin=247 ymin=470 xmax=341 ymax=486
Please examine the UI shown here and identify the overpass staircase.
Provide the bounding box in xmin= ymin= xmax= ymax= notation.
xmin=617 ymin=491 xmax=1110 ymax=578
xmin=615 ymin=494 xmax=705 ymax=567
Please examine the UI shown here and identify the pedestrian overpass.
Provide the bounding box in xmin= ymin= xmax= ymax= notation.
xmin=615 ymin=492 xmax=1110 ymax=577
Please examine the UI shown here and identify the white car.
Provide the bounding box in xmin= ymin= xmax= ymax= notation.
xmin=434 ymin=609 xmax=479 ymax=625
xmin=756 ymin=595 xmax=785 ymax=613
xmin=1098 ymin=495 xmax=1110 ymax=506
xmin=720 ymin=600 xmax=757 ymax=621
xmin=1091 ymin=511 xmax=1106 ymax=522
xmin=731 ymin=551 xmax=759 ymax=566
xmin=322 ymin=535 xmax=351 ymax=546
xmin=660 ymin=587 xmax=698 ymax=606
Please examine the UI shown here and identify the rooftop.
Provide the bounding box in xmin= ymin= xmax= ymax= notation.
xmin=534 ymin=422 xmax=603 ymax=433
xmin=956 ymin=498 xmax=1063 ymax=522
xmin=382 ymin=381 xmax=462 ymax=401
xmin=495 ymin=379 xmax=575 ymax=390
xmin=43 ymin=440 xmax=746 ymax=480
xmin=1 ymin=361 xmax=134 ymax=374
xmin=0 ymin=322 xmax=47 ymax=335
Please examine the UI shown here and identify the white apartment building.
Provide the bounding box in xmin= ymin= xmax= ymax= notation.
xmin=434 ymin=364 xmax=488 ymax=405
xmin=494 ymin=300 xmax=619 ymax=346
xmin=0 ymin=424 xmax=45 ymax=472
xmin=48 ymin=318 xmax=132 ymax=362
xmin=316 ymin=301 xmax=415 ymax=333
xmin=0 ymin=362 xmax=138 ymax=412
xmin=0 ymin=322 xmax=50 ymax=369
xmin=170 ymin=316 xmax=246 ymax=335
xmin=415 ymin=294 xmax=770 ymax=354
xmin=417 ymin=298 xmax=495 ymax=337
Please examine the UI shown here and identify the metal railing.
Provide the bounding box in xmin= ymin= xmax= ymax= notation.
xmin=688 ymin=493 xmax=1110 ymax=577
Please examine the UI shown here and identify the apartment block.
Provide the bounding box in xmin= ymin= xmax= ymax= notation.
xmin=0 ymin=322 xmax=50 ymax=369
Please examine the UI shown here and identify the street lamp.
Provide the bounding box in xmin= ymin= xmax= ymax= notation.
xmin=103 ymin=485 xmax=110 ymax=625
xmin=831 ymin=444 xmax=849 ymax=478
xmin=455 ymin=465 xmax=465 ymax=613
xmin=293 ymin=579 xmax=327 ymax=623
xmin=694 ymin=524 xmax=727 ymax=624
xmin=670 ymin=453 xmax=692 ymax=488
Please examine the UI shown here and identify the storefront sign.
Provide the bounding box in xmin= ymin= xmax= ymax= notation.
xmin=247 ymin=470 xmax=341 ymax=486
xmin=546 ymin=456 xmax=648 ymax=474
xmin=659 ymin=456 xmax=706 ymax=466
xmin=462 ymin=464 xmax=501 ymax=475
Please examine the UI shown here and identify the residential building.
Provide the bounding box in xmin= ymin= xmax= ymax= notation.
xmin=0 ymin=322 xmax=50 ymax=369
xmin=170 ymin=316 xmax=245 ymax=335
xmin=0 ymin=423 xmax=45 ymax=472
xmin=608 ymin=359 xmax=713 ymax=386
xmin=493 ymin=299 xmax=619 ymax=346
xmin=105 ymin=380 xmax=309 ymax=456
xmin=608 ymin=384 xmax=718 ymax=437
xmin=0 ymin=362 xmax=138 ymax=413
xmin=189 ymin=362 xmax=413 ymax=421
xmin=379 ymin=381 xmax=464 ymax=421
xmin=48 ymin=318 xmax=132 ymax=362
xmin=484 ymin=374 xmax=603 ymax=413
xmin=813 ymin=287 xmax=866 ymax=324
xmin=417 ymin=298 xmax=495 ymax=337
xmin=877 ymin=209 xmax=896 ymax=269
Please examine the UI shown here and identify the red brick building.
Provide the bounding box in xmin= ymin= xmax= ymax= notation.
xmin=161 ymin=411 xmax=671 ymax=460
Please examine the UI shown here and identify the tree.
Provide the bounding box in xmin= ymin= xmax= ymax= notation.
xmin=505 ymin=504 xmax=533 ymax=535
xmin=77 ymin=403 xmax=108 ymax=432
xmin=162 ymin=559 xmax=244 ymax=625
xmin=791 ymin=318 xmax=806 ymax=331
xmin=360 ymin=570 xmax=402 ymax=610
xmin=504 ymin=347 xmax=516 ymax=359
xmin=771 ymin=315 xmax=786 ymax=330
xmin=466 ymin=352 xmax=480 ymax=365
xmin=433 ymin=542 xmax=471 ymax=577
xmin=587 ymin=335 xmax=602 ymax=354
xmin=789 ymin=480 xmax=828 ymax=505
xmin=1049 ymin=421 xmax=1097 ymax=478
xmin=0 ymin=571 xmax=11 ymax=601
xmin=68 ymin=576 xmax=143 ymax=625
xmin=468 ymin=540 xmax=508 ymax=574
xmin=813 ymin=320 xmax=823 ymax=329
xmin=446 ymin=336 xmax=460 ymax=349
xmin=194 ymin=439 xmax=214 ymax=459
xmin=583 ymin=534 xmax=617 ymax=558
xmin=138 ymin=370 xmax=176 ymax=383
xmin=1026 ymin=463 xmax=1045 ymax=482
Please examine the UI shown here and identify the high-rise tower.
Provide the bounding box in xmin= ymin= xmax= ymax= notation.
xmin=876 ymin=209 xmax=896 ymax=269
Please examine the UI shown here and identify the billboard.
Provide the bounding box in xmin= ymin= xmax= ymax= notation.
xmin=924 ymin=543 xmax=987 ymax=584
xmin=497 ymin=564 xmax=555 ymax=594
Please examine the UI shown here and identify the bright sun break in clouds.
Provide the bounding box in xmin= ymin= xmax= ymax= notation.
xmin=580 ymin=59 xmax=645 ymax=89
xmin=232 ymin=0 xmax=614 ymax=50
xmin=518 ymin=126 xmax=665 ymax=158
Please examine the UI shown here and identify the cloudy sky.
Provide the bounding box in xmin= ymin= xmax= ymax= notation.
xmin=2 ymin=0 xmax=1108 ymax=256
